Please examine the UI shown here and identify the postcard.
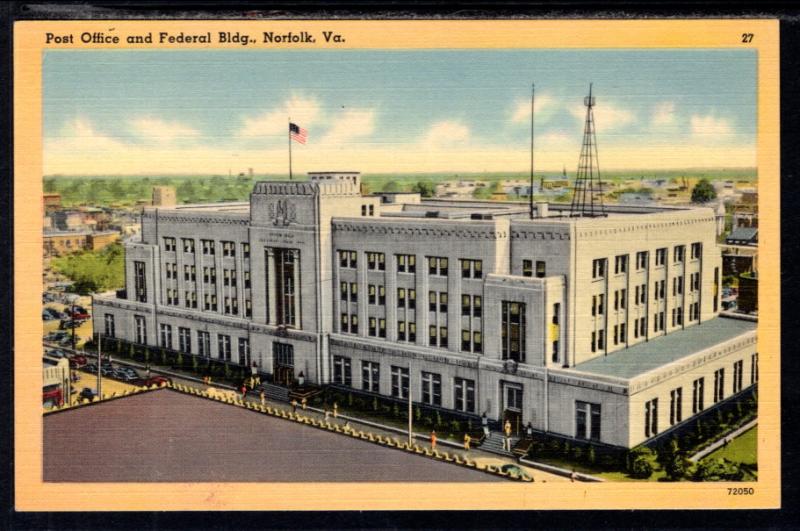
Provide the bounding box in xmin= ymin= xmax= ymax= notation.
xmin=14 ymin=18 xmax=780 ymax=510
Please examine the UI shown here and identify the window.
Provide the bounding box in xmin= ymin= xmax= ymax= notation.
xmin=597 ymin=329 xmax=605 ymax=350
xmin=619 ymin=323 xmax=626 ymax=344
xmin=408 ymin=289 xmax=416 ymax=310
xmin=202 ymin=239 xmax=215 ymax=255
xmin=159 ymin=323 xmax=173 ymax=349
xmin=178 ymin=327 xmax=191 ymax=354
xmin=421 ymin=372 xmax=442 ymax=406
xmin=501 ymin=301 xmax=526 ymax=362
xmin=134 ymin=315 xmax=147 ymax=345
xmin=367 ymin=284 xmax=377 ymax=305
xmin=333 ymin=356 xmax=352 ymax=386
xmin=713 ymin=368 xmax=725 ymax=403
xmin=165 ymin=262 xmax=177 ymax=280
xmin=639 ymin=316 xmax=647 ymax=337
xmin=439 ymin=292 xmax=448 ymax=313
xmin=185 ymin=291 xmax=197 ymax=309
xmin=592 ymin=258 xmax=606 ymax=279
xmin=533 ymin=260 xmax=546 ymax=278
xmin=341 ymin=313 xmax=349 ymax=333
xmin=733 ymin=360 xmax=744 ymax=393
xmin=339 ymin=250 xmax=357 ymax=269
xmin=461 ymin=259 xmax=483 ymax=279
xmin=242 ymin=243 xmax=250 ymax=259
xmin=636 ymin=251 xmax=648 ymax=270
xmin=714 ymin=267 xmax=720 ymax=312
xmin=203 ymin=267 xmax=217 ymax=284
xmin=361 ymin=205 xmax=367 ymax=216
xmin=350 ymin=314 xmax=358 ymax=334
xmin=691 ymin=242 xmax=702 ymax=260
xmin=644 ymin=398 xmax=658 ymax=437
xmin=692 ymin=377 xmax=705 ymax=414
xmin=522 ymin=259 xmax=533 ymax=277
xmin=454 ymin=378 xmax=475 ymax=413
xmin=397 ymin=254 xmax=416 ymax=274
xmin=462 ymin=294 xmax=471 ymax=316
xmin=674 ymin=245 xmax=685 ymax=263
xmin=274 ymin=248 xmax=299 ymax=326
xmin=428 ymin=256 xmax=448 ymax=276
xmin=552 ymin=303 xmax=560 ymax=325
xmin=350 ymin=282 xmax=358 ymax=303
xmin=462 ymin=329 xmax=471 ymax=352
xmin=397 ymin=288 xmax=406 ymax=308
xmin=204 ymin=293 xmax=218 ymax=312
xmin=369 ymin=317 xmax=377 ymax=337
xmin=163 ymin=237 xmax=176 ymax=252
xmin=134 ymin=261 xmax=147 ymax=303
xmin=439 ymin=326 xmax=448 ymax=346
xmin=397 ymin=321 xmax=406 ymax=341
xmin=655 ymin=247 xmax=667 ymax=266
xmin=751 ymin=353 xmax=758 ymax=384
xmin=391 ymin=366 xmax=409 ymax=399
xmin=244 ymin=270 xmax=251 ymax=289
xmin=367 ymin=252 xmax=385 ymax=271
xmin=362 ymin=361 xmax=379 ymax=393
xmin=184 ymin=265 xmax=196 ymax=282
xmin=378 ymin=285 xmax=386 ymax=306
xmin=592 ymin=294 xmax=604 ymax=316
xmin=473 ymin=295 xmax=482 ymax=318
xmin=670 ymin=387 xmax=683 ymax=426
xmin=222 ymin=241 xmax=236 ymax=257
xmin=166 ymin=288 xmax=178 ymax=306
xmin=614 ymin=254 xmax=628 ymax=275
xmin=217 ymin=334 xmax=232 ymax=361
xmin=429 ymin=291 xmax=437 ymax=312
xmin=473 ymin=331 xmax=482 ymax=353
xmin=182 ymin=238 xmax=195 ymax=253
xmin=576 ymin=401 xmax=601 ymax=441
xmin=378 ymin=318 xmax=386 ymax=338
xmin=238 ymin=338 xmax=250 ymax=367
xmin=429 ymin=325 xmax=438 ymax=346
xmin=104 ymin=314 xmax=115 ymax=338
xmin=244 ymin=298 xmax=252 ymax=318
xmin=197 ymin=331 xmax=210 ymax=358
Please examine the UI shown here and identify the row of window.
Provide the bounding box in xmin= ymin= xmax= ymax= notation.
xmin=338 ymin=251 xmax=483 ymax=279
xmin=341 ymin=285 xmax=483 ymax=318
xmin=331 ymin=356 xmax=476 ymax=412
xmin=592 ymin=243 xmax=703 ymax=280
xmin=163 ymin=237 xmax=249 ymax=258
xmin=644 ymin=354 xmax=757 ymax=438
xmin=163 ymin=265 xmax=250 ymax=288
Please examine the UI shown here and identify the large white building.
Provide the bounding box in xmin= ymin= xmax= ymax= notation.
xmin=93 ymin=172 xmax=757 ymax=448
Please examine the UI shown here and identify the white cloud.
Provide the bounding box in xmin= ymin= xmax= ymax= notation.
xmin=129 ymin=117 xmax=200 ymax=142
xmin=690 ymin=114 xmax=733 ymax=137
xmin=422 ymin=120 xmax=470 ymax=146
xmin=511 ymin=93 xmax=556 ymax=124
xmin=320 ymin=108 xmax=376 ymax=145
xmin=651 ymin=102 xmax=676 ymax=127
xmin=570 ymin=101 xmax=635 ymax=132
xmin=238 ymin=94 xmax=320 ymax=137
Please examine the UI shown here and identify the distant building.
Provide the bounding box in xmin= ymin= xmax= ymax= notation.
xmin=725 ymin=227 xmax=758 ymax=246
xmin=43 ymin=193 xmax=62 ymax=211
xmin=51 ymin=210 xmax=85 ymax=231
xmin=737 ymin=273 xmax=758 ymax=314
xmin=44 ymin=230 xmax=90 ymax=256
xmin=87 ymin=231 xmax=121 ymax=251
xmin=152 ymin=186 xmax=177 ymax=207
xmin=721 ymin=227 xmax=758 ymax=276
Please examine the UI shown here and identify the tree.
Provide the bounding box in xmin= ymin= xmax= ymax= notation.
xmin=412 ymin=180 xmax=435 ymax=198
xmin=382 ymin=180 xmax=400 ymax=193
xmin=691 ymin=179 xmax=717 ymax=203
xmin=51 ymin=242 xmax=125 ymax=294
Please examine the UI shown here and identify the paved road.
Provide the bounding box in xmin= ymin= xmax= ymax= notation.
xmin=44 ymin=390 xmax=505 ymax=483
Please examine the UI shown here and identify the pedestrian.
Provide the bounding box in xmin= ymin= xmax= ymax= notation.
xmin=333 ymin=402 xmax=339 ymax=418
xmin=570 ymin=468 xmax=577 ymax=482
xmin=260 ymin=390 xmax=266 ymax=406
xmin=344 ymin=421 xmax=351 ymax=433
xmin=503 ymin=419 xmax=512 ymax=451
xmin=240 ymin=384 xmax=247 ymax=399
xmin=430 ymin=430 xmax=437 ymax=450
xmin=324 ymin=408 xmax=330 ymax=422
xmin=145 ymin=364 xmax=151 ymax=378
xmin=301 ymin=397 xmax=307 ymax=410
xmin=481 ymin=412 xmax=489 ymax=437
xmin=526 ymin=422 xmax=533 ymax=440
xmin=463 ymin=433 xmax=471 ymax=452
xmin=291 ymin=399 xmax=298 ymax=413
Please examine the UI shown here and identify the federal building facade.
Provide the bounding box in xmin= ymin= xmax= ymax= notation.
xmin=93 ymin=172 xmax=757 ymax=448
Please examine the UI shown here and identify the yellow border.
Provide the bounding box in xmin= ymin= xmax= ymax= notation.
xmin=14 ymin=19 xmax=780 ymax=511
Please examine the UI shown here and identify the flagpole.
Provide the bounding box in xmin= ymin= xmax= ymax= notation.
xmin=529 ymin=82 xmax=535 ymax=220
xmin=288 ymin=117 xmax=293 ymax=181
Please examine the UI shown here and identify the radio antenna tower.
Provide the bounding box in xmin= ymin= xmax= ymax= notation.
xmin=570 ymin=83 xmax=606 ymax=217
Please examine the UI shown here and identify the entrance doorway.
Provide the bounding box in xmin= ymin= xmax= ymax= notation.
xmin=502 ymin=383 xmax=523 ymax=436
xmin=272 ymin=342 xmax=294 ymax=387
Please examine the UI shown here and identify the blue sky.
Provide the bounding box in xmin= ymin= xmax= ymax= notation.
xmin=43 ymin=49 xmax=757 ymax=175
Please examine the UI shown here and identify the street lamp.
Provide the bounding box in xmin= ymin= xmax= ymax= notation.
xmin=407 ymin=374 xmax=413 ymax=446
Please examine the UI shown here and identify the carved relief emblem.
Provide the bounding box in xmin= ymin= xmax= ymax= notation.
xmin=503 ymin=359 xmax=518 ymax=374
xmin=270 ymin=199 xmax=297 ymax=226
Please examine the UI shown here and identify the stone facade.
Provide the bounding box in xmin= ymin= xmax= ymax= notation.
xmin=93 ymin=174 xmax=757 ymax=448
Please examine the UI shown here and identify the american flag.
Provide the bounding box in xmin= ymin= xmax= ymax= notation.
xmin=289 ymin=122 xmax=307 ymax=144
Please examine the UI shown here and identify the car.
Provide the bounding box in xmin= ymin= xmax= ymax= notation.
xmin=79 ymin=387 xmax=97 ymax=402
xmin=58 ymin=336 xmax=75 ymax=347
xmin=113 ymin=368 xmax=140 ymax=382
xmin=43 ymin=384 xmax=64 ymax=408
xmin=44 ymin=331 xmax=69 ymax=342
xmin=68 ymin=306 xmax=91 ymax=320
xmin=500 ymin=464 xmax=533 ymax=481
xmin=46 ymin=348 xmax=68 ymax=359
xmin=84 ymin=363 xmax=98 ymax=374
xmin=68 ymin=354 xmax=87 ymax=368
xmin=42 ymin=311 xmax=56 ymax=321
xmin=140 ymin=375 xmax=171 ymax=387
xmin=59 ymin=319 xmax=81 ymax=330
xmin=46 ymin=308 xmax=67 ymax=320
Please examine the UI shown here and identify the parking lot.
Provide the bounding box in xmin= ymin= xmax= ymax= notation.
xmin=42 ymin=294 xmax=94 ymax=349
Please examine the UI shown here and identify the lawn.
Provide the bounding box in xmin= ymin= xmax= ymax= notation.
xmin=706 ymin=426 xmax=757 ymax=465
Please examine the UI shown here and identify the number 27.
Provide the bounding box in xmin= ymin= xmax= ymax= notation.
xmin=742 ymin=33 xmax=754 ymax=43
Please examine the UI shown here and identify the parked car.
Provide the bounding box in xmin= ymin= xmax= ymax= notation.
xmin=42 ymin=310 xmax=56 ymax=321
xmin=68 ymin=354 xmax=88 ymax=368
xmin=59 ymin=319 xmax=82 ymax=330
xmin=84 ymin=363 xmax=98 ymax=374
xmin=68 ymin=306 xmax=91 ymax=320
xmin=140 ymin=375 xmax=171 ymax=387
xmin=46 ymin=348 xmax=68 ymax=359
xmin=44 ymin=331 xmax=69 ymax=342
xmin=43 ymin=384 xmax=64 ymax=408
xmin=79 ymin=387 xmax=97 ymax=402
xmin=46 ymin=308 xmax=67 ymax=320
xmin=113 ymin=368 xmax=140 ymax=382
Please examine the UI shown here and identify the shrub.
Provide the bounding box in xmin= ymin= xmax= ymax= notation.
xmin=372 ymin=397 xmax=379 ymax=411
xmin=665 ymin=455 xmax=691 ymax=481
xmin=414 ymin=406 xmax=422 ymax=422
xmin=392 ymin=403 xmax=400 ymax=418
xmin=192 ymin=355 xmax=199 ymax=372
xmin=347 ymin=392 xmax=353 ymax=407
xmin=435 ymin=411 xmax=443 ymax=429
xmin=562 ymin=442 xmax=571 ymax=458
xmin=176 ymin=352 xmax=183 ymax=368
xmin=694 ymin=458 xmax=744 ymax=482
xmin=586 ymin=445 xmax=596 ymax=465
xmin=571 ymin=445 xmax=584 ymax=462
xmin=451 ymin=419 xmax=461 ymax=433
xmin=630 ymin=456 xmax=654 ymax=479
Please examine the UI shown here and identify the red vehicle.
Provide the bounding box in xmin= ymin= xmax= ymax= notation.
xmin=141 ymin=376 xmax=171 ymax=387
xmin=68 ymin=306 xmax=90 ymax=321
xmin=68 ymin=354 xmax=87 ymax=368
xmin=42 ymin=384 xmax=63 ymax=407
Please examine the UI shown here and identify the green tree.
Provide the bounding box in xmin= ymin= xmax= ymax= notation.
xmin=691 ymin=179 xmax=717 ymax=203
xmin=630 ymin=456 xmax=654 ymax=479
xmin=412 ymin=180 xmax=435 ymax=198
xmin=382 ymin=180 xmax=400 ymax=193
xmin=51 ymin=242 xmax=125 ymax=294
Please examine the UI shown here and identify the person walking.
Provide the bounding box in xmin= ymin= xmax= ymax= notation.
xmin=260 ymin=389 xmax=266 ymax=406
xmin=503 ymin=419 xmax=512 ymax=451
xmin=333 ymin=402 xmax=339 ymax=418
xmin=301 ymin=397 xmax=307 ymax=410
xmin=291 ymin=399 xmax=298 ymax=413
xmin=324 ymin=408 xmax=330 ymax=422
xmin=481 ymin=412 xmax=489 ymax=437
xmin=526 ymin=421 xmax=533 ymax=440
xmin=145 ymin=364 xmax=151 ymax=379
xmin=463 ymin=433 xmax=471 ymax=452
xmin=430 ymin=430 xmax=437 ymax=451
xmin=570 ymin=468 xmax=577 ymax=482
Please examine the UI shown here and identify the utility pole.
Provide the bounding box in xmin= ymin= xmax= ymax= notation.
xmin=288 ymin=117 xmax=293 ymax=181
xmin=529 ymin=82 xmax=535 ymax=220
xmin=96 ymin=332 xmax=102 ymax=399
xmin=407 ymin=375 xmax=413 ymax=445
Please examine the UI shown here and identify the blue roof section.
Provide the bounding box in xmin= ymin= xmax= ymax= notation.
xmin=573 ymin=317 xmax=756 ymax=380
xmin=726 ymin=227 xmax=758 ymax=242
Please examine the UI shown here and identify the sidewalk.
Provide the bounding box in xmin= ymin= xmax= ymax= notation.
xmin=689 ymin=419 xmax=758 ymax=462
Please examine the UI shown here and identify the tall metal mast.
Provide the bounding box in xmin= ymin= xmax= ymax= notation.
xmin=570 ymin=83 xmax=606 ymax=217
xmin=529 ymin=83 xmax=535 ymax=220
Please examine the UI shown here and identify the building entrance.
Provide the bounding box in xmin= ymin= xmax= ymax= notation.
xmin=502 ymin=383 xmax=523 ymax=436
xmin=272 ymin=342 xmax=294 ymax=387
